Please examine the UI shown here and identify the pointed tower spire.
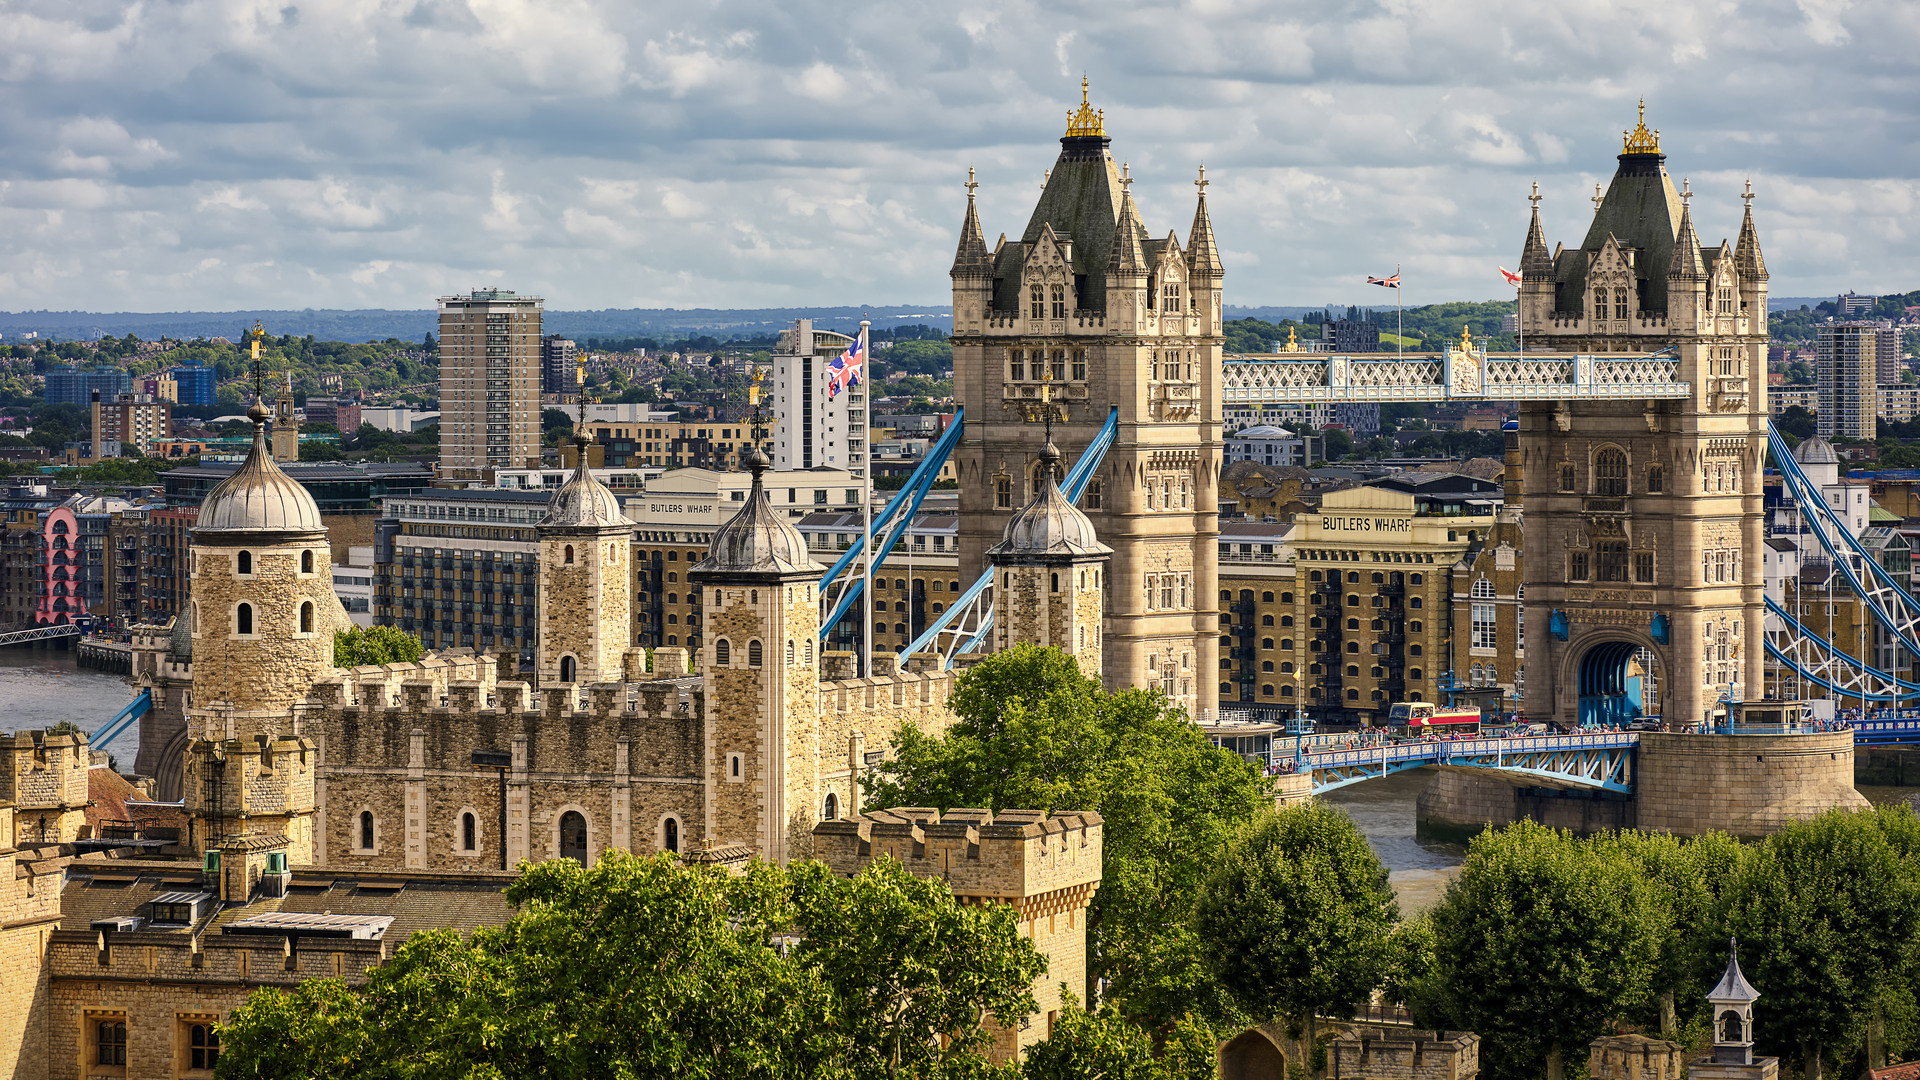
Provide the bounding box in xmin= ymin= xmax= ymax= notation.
xmin=1186 ymin=164 xmax=1223 ymax=275
xmin=1669 ymin=180 xmax=1706 ymax=280
xmin=1521 ymin=181 xmax=1553 ymax=278
xmin=1106 ymin=163 xmax=1145 ymax=275
xmin=951 ymin=167 xmax=992 ymax=278
xmin=1735 ymin=179 xmax=1769 ymax=282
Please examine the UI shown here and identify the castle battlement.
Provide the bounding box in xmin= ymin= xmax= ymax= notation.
xmin=814 ymin=806 xmax=1102 ymax=903
xmin=1329 ymin=1029 xmax=1481 ymax=1080
xmin=50 ymin=927 xmax=390 ymax=987
xmin=0 ymin=729 xmax=90 ymax=818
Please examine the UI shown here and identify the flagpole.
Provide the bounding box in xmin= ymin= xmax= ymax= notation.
xmin=1396 ymin=263 xmax=1402 ymax=359
xmin=860 ymin=318 xmax=873 ymax=679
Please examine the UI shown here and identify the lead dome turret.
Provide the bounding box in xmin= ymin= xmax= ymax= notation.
xmin=194 ymin=403 xmax=325 ymax=539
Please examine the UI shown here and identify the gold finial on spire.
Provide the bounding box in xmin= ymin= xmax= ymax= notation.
xmin=1622 ymin=98 xmax=1660 ymax=154
xmin=1285 ymin=325 xmax=1298 ymax=353
xmin=1065 ymin=75 xmax=1105 ymax=138
xmin=1460 ymin=324 xmax=1474 ymax=351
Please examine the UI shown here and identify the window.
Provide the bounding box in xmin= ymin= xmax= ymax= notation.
xmin=299 ymin=601 xmax=313 ymax=634
xmin=560 ymin=655 xmax=576 ymax=683
xmin=748 ymin=640 xmax=763 ymax=667
xmin=461 ymin=812 xmax=477 ymax=852
xmin=1262 ymin=661 xmax=1274 ymax=672
xmin=236 ymin=550 xmax=252 ymax=575
xmin=1635 ymin=551 xmax=1655 ymax=583
xmin=1595 ymin=448 xmax=1628 ymax=496
xmin=1262 ymin=637 xmax=1274 ymax=649
xmin=995 ymin=476 xmax=1011 ymax=509
xmin=236 ymin=602 xmax=253 ymax=636
xmin=1410 ymin=574 xmax=1423 ymax=586
xmin=823 ymin=792 xmax=839 ymax=820
xmin=1471 ymin=578 xmax=1495 ymax=599
xmin=1647 ymin=465 xmax=1665 ymax=493
xmin=716 ymin=639 xmax=731 ymax=665
xmin=1072 ymin=350 xmax=1087 ymax=380
xmin=1009 ymin=352 xmax=1025 ymax=380
xmin=1560 ymin=464 xmax=1576 ymax=492
xmin=787 ymin=640 xmax=796 ymax=664
xmin=1471 ymin=603 xmax=1497 ymax=650
xmin=1051 ymin=284 xmax=1067 ymax=319
xmin=1594 ymin=288 xmax=1607 ymax=317
xmin=1262 ymin=615 xmax=1274 ymax=626
xmin=1598 ymin=540 xmax=1629 ymax=582
xmin=559 ymin=811 xmax=588 ymax=865
xmin=97 ymin=1019 xmax=126 ymax=1067
xmin=563 ymin=545 xmax=574 ymax=564
xmin=359 ymin=810 xmax=375 ymax=851
xmin=664 ymin=817 xmax=680 ymax=852
xmin=1085 ymin=480 xmax=1102 ymax=509
xmin=1570 ymin=551 xmax=1590 ymax=580
xmin=1030 ymin=285 xmax=1045 ymax=319
xmin=301 ymin=549 xmax=314 ymax=574
xmin=1614 ymin=288 xmax=1629 ymax=320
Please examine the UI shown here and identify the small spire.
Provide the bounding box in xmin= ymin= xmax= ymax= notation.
xmin=1521 ymin=184 xmax=1552 ymax=278
xmin=951 ymin=167 xmax=992 ymax=278
xmin=1735 ymin=180 xmax=1769 ymax=282
xmin=1188 ymin=163 xmax=1223 ymax=275
xmin=1669 ymin=192 xmax=1706 ymax=280
xmin=1106 ymin=168 xmax=1145 ymax=276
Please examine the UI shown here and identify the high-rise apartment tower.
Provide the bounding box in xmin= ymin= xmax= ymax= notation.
xmin=1816 ymin=322 xmax=1882 ymax=441
xmin=438 ymin=289 xmax=545 ymax=481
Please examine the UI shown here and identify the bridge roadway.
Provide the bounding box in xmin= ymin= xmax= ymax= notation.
xmin=1222 ymin=348 xmax=1691 ymax=406
xmin=1294 ymin=731 xmax=1640 ymax=795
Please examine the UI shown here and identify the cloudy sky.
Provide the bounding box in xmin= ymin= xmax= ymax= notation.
xmin=1 ymin=0 xmax=1914 ymax=313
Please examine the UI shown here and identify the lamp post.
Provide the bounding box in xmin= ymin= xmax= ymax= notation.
xmin=471 ymin=750 xmax=511 ymax=871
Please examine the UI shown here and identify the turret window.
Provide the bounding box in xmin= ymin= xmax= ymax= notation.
xmin=559 ymin=655 xmax=576 ymax=683
xmin=716 ymin=639 xmax=731 ymax=666
xmin=747 ymin=640 xmax=763 ymax=667
xmin=236 ymin=550 xmax=252 ymax=576
xmin=301 ymin=549 xmax=315 ymax=575
xmin=563 ymin=545 xmax=574 ymax=564
xmin=299 ymin=602 xmax=313 ymax=635
xmin=236 ymin=602 xmax=254 ymax=636
xmin=1648 ymin=465 xmax=1665 ymax=493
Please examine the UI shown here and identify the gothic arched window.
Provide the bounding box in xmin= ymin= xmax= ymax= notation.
xmin=1050 ymin=284 xmax=1066 ymax=319
xmin=1614 ymin=289 xmax=1629 ymax=320
xmin=1595 ymin=448 xmax=1628 ymax=496
xmin=1647 ymin=465 xmax=1665 ymax=493
xmin=1030 ymin=285 xmax=1045 ymax=319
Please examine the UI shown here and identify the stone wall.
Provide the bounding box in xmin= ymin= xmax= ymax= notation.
xmin=1328 ymin=1029 xmax=1481 ymax=1080
xmin=0 ymin=804 xmax=66 ymax=1080
xmin=813 ymin=806 xmax=1103 ymax=1063
xmin=537 ymin=530 xmax=631 ymax=686
xmin=46 ymin=930 xmax=387 ymax=1080
xmin=0 ymin=731 xmax=90 ymax=844
xmin=1590 ymin=1034 xmax=1685 ymax=1080
xmin=1416 ymin=769 xmax=1634 ymax=839
xmin=1635 ymin=730 xmax=1867 ymax=837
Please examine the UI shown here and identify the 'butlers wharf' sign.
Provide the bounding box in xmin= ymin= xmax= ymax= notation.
xmin=1321 ymin=516 xmax=1413 ymax=533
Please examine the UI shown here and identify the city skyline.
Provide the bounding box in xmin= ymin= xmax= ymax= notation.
xmin=1 ymin=1 xmax=1916 ymax=312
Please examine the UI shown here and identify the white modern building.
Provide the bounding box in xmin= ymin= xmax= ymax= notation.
xmin=1225 ymin=424 xmax=1306 ymax=467
xmin=772 ymin=319 xmax=864 ymax=473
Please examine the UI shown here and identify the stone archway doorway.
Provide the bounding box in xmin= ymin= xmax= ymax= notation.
xmin=1219 ymin=1028 xmax=1287 ymax=1080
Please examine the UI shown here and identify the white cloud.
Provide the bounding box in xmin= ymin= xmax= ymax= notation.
xmin=0 ymin=0 xmax=1913 ymax=311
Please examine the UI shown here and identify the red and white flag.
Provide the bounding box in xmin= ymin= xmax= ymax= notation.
xmin=1367 ymin=274 xmax=1400 ymax=289
xmin=1498 ymin=266 xmax=1523 ymax=287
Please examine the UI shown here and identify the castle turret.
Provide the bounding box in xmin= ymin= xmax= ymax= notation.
xmin=989 ymin=440 xmax=1111 ymax=677
xmin=536 ymin=427 xmax=632 ymax=687
xmin=187 ymin=399 xmax=348 ymax=716
xmin=688 ymin=431 xmax=825 ymax=862
xmin=1688 ymin=939 xmax=1775 ymax=1080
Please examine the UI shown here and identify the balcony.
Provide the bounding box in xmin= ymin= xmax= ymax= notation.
xmin=1228 ymin=600 xmax=1254 ymax=615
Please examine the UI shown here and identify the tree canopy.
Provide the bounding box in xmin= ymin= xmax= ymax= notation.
xmin=867 ymin=644 xmax=1269 ymax=1030
xmin=216 ymin=852 xmax=1046 ymax=1080
xmin=334 ymin=625 xmax=425 ymax=668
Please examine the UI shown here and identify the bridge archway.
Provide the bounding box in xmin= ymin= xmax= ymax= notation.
xmin=1564 ymin=632 xmax=1665 ymax=728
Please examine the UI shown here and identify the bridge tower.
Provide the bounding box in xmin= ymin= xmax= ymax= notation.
xmin=1517 ymin=104 xmax=1768 ymax=728
xmin=951 ymin=80 xmax=1223 ymax=715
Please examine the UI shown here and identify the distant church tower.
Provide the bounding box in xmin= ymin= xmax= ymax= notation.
xmin=536 ymin=428 xmax=633 ymax=686
xmin=1517 ymin=103 xmax=1767 ymax=728
xmin=952 ymin=79 xmax=1223 ymax=714
xmin=272 ymin=370 xmax=299 ymax=462
xmin=689 ymin=432 xmax=826 ymax=863
xmin=989 ymin=439 xmax=1112 ymax=678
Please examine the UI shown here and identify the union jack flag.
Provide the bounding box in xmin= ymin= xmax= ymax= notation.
xmin=826 ymin=336 xmax=866 ymax=401
xmin=1367 ymin=274 xmax=1400 ymax=289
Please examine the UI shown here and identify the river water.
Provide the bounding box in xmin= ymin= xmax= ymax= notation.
xmin=0 ymin=649 xmax=144 ymax=768
xmin=1320 ymin=767 xmax=1465 ymax=915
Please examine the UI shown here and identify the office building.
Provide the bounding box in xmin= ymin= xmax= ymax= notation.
xmin=372 ymin=487 xmax=550 ymax=658
xmin=1320 ymin=317 xmax=1381 ymax=352
xmin=772 ymin=319 xmax=864 ymax=472
xmin=541 ymin=334 xmax=579 ymax=398
xmin=139 ymin=374 xmax=178 ymax=403
xmin=303 ymin=396 xmax=362 ymax=435
xmin=45 ymin=366 xmax=132 ymax=409
xmin=90 ymin=392 xmax=172 ymax=458
xmin=1817 ymin=321 xmax=1883 ymax=440
xmin=585 ymin=416 xmax=774 ymax=471
xmin=169 ymin=363 xmax=217 ymax=406
xmin=1225 ymin=424 xmax=1306 ymax=467
xmin=437 ymin=288 xmax=544 ymax=480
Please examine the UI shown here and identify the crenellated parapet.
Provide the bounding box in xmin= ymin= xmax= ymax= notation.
xmin=0 ymin=729 xmax=90 ymax=844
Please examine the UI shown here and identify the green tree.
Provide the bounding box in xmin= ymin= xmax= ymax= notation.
xmin=1192 ymin=803 xmax=1397 ymax=1047
xmin=333 ymin=625 xmax=425 ymax=668
xmin=1021 ymin=995 xmax=1220 ymax=1080
xmin=1428 ymin=821 xmax=1662 ymax=1080
xmin=1594 ymin=830 xmax=1747 ymax=1035
xmin=1320 ymin=427 xmax=1353 ymax=461
xmin=216 ymin=852 xmax=1041 ymax=1079
xmin=1721 ymin=808 xmax=1920 ymax=1080
xmin=867 ymin=644 xmax=1269 ymax=1029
